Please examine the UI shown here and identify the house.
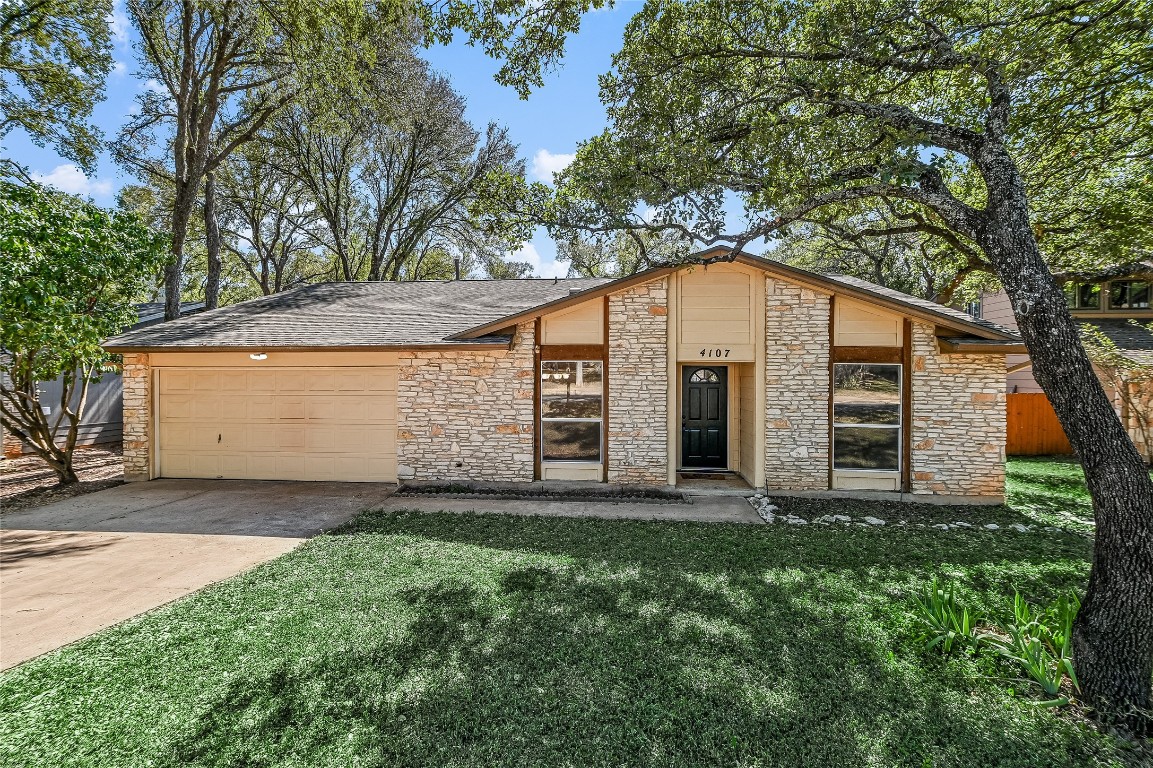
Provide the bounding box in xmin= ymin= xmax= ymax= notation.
xmin=975 ymin=269 xmax=1153 ymax=459
xmin=102 ymin=248 xmax=1022 ymax=502
xmin=2 ymin=302 xmax=205 ymax=458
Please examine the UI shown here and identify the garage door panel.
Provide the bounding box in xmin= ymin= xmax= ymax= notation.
xmin=276 ymin=399 xmax=306 ymax=420
xmin=159 ymin=367 xmax=397 ymax=482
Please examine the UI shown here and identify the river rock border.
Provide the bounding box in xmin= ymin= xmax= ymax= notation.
xmin=747 ymin=494 xmax=1061 ymax=533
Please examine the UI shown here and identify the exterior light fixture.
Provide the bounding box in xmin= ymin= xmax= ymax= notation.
xmin=249 ymin=353 xmax=268 ymax=361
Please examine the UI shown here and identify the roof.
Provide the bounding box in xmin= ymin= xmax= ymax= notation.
xmin=104 ymin=247 xmax=1021 ymax=352
xmin=105 ymin=280 xmax=611 ymax=351
xmin=1080 ymin=319 xmax=1153 ymax=366
xmin=448 ymin=249 xmax=1021 ymax=342
xmin=820 ymin=273 xmax=1019 ymax=338
xmin=133 ymin=302 xmax=205 ymax=328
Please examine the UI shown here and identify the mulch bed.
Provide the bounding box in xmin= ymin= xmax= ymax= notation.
xmin=1 ymin=444 xmax=124 ymax=515
xmin=396 ymin=483 xmax=688 ymax=504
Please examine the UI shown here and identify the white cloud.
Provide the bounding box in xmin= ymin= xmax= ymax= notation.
xmin=511 ymin=242 xmax=569 ymax=279
xmin=530 ymin=148 xmax=575 ymax=183
xmin=111 ymin=60 xmax=128 ymax=77
xmin=32 ymin=165 xmax=114 ymax=198
xmin=107 ymin=3 xmax=130 ymax=46
xmin=143 ymin=78 xmax=166 ymax=94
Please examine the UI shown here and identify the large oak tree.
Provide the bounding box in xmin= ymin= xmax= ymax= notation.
xmin=536 ymin=0 xmax=1153 ymax=726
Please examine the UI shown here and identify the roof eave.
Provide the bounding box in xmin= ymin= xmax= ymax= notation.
xmin=103 ymin=340 xmax=513 ymax=354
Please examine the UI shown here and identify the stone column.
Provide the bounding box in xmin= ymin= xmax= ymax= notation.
xmin=122 ymin=353 xmax=152 ymax=481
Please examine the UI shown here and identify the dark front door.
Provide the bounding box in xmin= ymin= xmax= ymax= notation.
xmin=681 ymin=366 xmax=727 ymax=468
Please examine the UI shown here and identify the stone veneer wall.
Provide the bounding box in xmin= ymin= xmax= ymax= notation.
xmin=763 ymin=277 xmax=831 ymax=490
xmin=396 ymin=322 xmax=535 ymax=482
xmin=122 ymin=352 xmax=152 ymax=481
xmin=607 ymin=279 xmax=668 ymax=484
xmin=910 ymin=322 xmax=1006 ymax=497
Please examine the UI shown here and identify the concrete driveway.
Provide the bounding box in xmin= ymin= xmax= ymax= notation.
xmin=0 ymin=479 xmax=395 ymax=670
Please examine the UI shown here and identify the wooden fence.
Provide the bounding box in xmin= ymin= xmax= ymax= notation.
xmin=1006 ymin=392 xmax=1073 ymax=456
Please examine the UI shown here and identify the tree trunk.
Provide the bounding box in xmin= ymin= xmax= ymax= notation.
xmin=165 ymin=179 xmax=197 ymax=321
xmin=978 ymin=148 xmax=1153 ymax=730
xmin=204 ymin=169 xmax=222 ymax=310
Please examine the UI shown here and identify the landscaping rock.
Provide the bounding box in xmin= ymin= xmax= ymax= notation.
xmin=932 ymin=523 xmax=951 ymax=531
xmin=863 ymin=516 xmax=886 ymax=526
xmin=984 ymin=523 xmax=1000 ymax=530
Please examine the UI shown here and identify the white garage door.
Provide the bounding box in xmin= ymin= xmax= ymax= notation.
xmin=157 ymin=367 xmax=396 ymax=482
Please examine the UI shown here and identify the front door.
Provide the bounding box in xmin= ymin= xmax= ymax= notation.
xmin=681 ymin=366 xmax=727 ymax=468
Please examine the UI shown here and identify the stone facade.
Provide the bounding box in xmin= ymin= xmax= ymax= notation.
xmin=763 ymin=277 xmax=831 ymax=490
xmin=122 ymin=352 xmax=152 ymax=481
xmin=607 ymin=278 xmax=669 ymax=484
xmin=910 ymin=322 xmax=1006 ymax=497
xmin=396 ymin=323 xmax=535 ymax=482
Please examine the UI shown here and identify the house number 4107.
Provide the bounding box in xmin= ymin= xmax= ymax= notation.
xmin=699 ymin=348 xmax=730 ymax=358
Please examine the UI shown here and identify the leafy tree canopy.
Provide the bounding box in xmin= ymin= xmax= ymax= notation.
xmin=0 ymin=180 xmax=166 ymax=382
xmin=0 ymin=0 xmax=114 ymax=171
xmin=547 ymin=0 xmax=1152 ymax=270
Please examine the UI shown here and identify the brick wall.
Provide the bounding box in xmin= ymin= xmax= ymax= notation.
xmin=608 ymin=279 xmax=669 ymax=484
xmin=122 ymin=352 xmax=151 ymax=481
xmin=910 ymin=322 xmax=1006 ymax=497
xmin=763 ymin=277 xmax=831 ymax=490
xmin=396 ymin=323 xmax=535 ymax=482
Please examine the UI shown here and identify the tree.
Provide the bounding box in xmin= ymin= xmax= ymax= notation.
xmin=0 ymin=0 xmax=113 ymax=171
xmin=772 ymin=203 xmax=997 ymax=303
xmin=115 ymin=0 xmax=389 ymax=318
xmin=215 ymin=142 xmax=325 ymax=296
xmin=1084 ymin=323 xmax=1153 ymax=467
xmin=557 ymin=228 xmax=692 ymax=277
xmin=0 ymin=180 xmax=165 ymax=483
xmin=271 ymin=51 xmax=528 ymax=283
xmin=542 ymin=0 xmax=1153 ymax=725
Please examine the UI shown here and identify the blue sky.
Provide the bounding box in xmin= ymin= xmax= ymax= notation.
xmin=4 ymin=2 xmax=644 ymax=278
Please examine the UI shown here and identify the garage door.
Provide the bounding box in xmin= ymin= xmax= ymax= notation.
xmin=157 ymin=367 xmax=396 ymax=482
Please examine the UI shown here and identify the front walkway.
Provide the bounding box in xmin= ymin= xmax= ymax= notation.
xmin=0 ymin=479 xmax=395 ymax=669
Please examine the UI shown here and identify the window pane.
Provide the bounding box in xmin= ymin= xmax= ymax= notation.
xmin=834 ymin=427 xmax=899 ymax=470
xmin=1078 ymin=283 xmax=1100 ymax=309
xmin=1064 ymin=283 xmax=1077 ymax=308
xmin=542 ymin=421 xmax=601 ymax=462
xmin=1111 ymin=281 xmax=1151 ymax=310
xmin=833 ymin=364 xmax=900 ymax=425
xmin=541 ymin=361 xmax=602 ymax=418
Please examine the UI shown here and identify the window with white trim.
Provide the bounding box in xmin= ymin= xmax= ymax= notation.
xmin=541 ymin=361 xmax=602 ymax=462
xmin=832 ymin=363 xmax=901 ymax=471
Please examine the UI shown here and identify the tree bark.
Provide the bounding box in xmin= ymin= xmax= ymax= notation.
xmin=204 ymin=169 xmax=222 ymax=310
xmin=977 ymin=146 xmax=1153 ymax=730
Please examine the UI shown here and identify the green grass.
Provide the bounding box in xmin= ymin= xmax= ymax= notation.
xmin=0 ymin=461 xmax=1142 ymax=767
xmin=1007 ymin=456 xmax=1097 ymax=532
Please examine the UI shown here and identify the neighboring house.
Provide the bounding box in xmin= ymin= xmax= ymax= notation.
xmin=973 ymin=269 xmax=1153 ymax=458
xmin=103 ymin=248 xmax=1022 ymax=502
xmin=2 ymin=302 xmax=204 ymax=458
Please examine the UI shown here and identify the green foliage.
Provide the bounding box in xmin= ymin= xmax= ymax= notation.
xmin=0 ymin=508 xmax=1123 ymax=766
xmin=915 ymin=576 xmax=1084 ymax=704
xmin=913 ymin=578 xmax=982 ymax=654
xmin=986 ymin=592 xmax=1081 ymax=700
xmin=0 ymin=180 xmax=166 ymax=383
xmin=548 ymin=0 xmax=1153 ymax=273
xmin=0 ymin=0 xmax=114 ymax=170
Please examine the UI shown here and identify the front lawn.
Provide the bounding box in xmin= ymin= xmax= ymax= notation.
xmin=0 ymin=461 xmax=1142 ymax=767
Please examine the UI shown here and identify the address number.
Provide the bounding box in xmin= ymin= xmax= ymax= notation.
xmin=699 ymin=348 xmax=731 ymax=358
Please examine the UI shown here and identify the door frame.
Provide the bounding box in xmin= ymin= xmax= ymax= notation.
xmin=678 ymin=363 xmax=734 ymax=470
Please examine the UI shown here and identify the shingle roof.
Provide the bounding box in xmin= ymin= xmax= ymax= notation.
xmin=820 ymin=273 xmax=1020 ymax=339
xmin=105 ymin=279 xmax=611 ymax=350
xmin=1080 ymin=319 xmax=1153 ymax=366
